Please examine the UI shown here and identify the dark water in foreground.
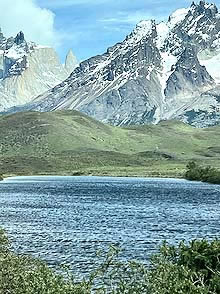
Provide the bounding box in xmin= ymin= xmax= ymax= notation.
xmin=0 ymin=176 xmax=219 ymax=275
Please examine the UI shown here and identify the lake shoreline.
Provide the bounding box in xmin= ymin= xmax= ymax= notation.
xmin=1 ymin=173 xmax=184 ymax=181
xmin=1 ymin=169 xmax=185 ymax=181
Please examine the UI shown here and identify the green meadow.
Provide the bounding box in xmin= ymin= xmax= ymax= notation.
xmin=0 ymin=110 xmax=220 ymax=177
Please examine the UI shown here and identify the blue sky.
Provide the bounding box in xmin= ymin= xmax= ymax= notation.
xmin=0 ymin=1 xmax=220 ymax=62
xmin=37 ymin=0 xmax=193 ymax=61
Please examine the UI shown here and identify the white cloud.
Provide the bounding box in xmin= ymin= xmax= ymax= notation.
xmin=100 ymin=10 xmax=165 ymax=26
xmin=0 ymin=0 xmax=59 ymax=47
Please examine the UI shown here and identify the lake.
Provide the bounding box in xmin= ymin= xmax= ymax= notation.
xmin=0 ymin=176 xmax=219 ymax=276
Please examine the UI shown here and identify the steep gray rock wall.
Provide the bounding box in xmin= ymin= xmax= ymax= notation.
xmin=65 ymin=49 xmax=78 ymax=73
xmin=0 ymin=30 xmax=78 ymax=112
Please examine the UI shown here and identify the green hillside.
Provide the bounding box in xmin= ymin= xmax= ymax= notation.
xmin=0 ymin=110 xmax=220 ymax=177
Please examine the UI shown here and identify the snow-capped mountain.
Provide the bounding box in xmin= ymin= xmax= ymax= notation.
xmin=7 ymin=1 xmax=220 ymax=127
xmin=0 ymin=29 xmax=78 ymax=112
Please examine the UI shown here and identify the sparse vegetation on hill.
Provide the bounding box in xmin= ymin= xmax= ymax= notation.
xmin=0 ymin=111 xmax=220 ymax=177
xmin=0 ymin=229 xmax=219 ymax=293
xmin=185 ymin=161 xmax=220 ymax=184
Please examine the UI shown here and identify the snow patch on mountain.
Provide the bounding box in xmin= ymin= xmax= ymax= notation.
xmin=5 ymin=45 xmax=29 ymax=60
xmin=168 ymin=8 xmax=190 ymax=28
xmin=135 ymin=20 xmax=154 ymax=36
xmin=156 ymin=22 xmax=169 ymax=48
xmin=158 ymin=52 xmax=177 ymax=95
xmin=127 ymin=20 xmax=156 ymax=45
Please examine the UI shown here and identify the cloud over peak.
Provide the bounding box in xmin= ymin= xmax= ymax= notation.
xmin=0 ymin=0 xmax=59 ymax=47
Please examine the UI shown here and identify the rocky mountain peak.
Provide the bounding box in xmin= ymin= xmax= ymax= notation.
xmin=190 ymin=1 xmax=218 ymax=17
xmin=167 ymin=1 xmax=219 ymax=30
xmin=168 ymin=7 xmax=190 ymax=28
xmin=135 ymin=20 xmax=156 ymax=35
xmin=163 ymin=1 xmax=220 ymax=56
xmin=65 ymin=49 xmax=78 ymax=73
xmin=14 ymin=31 xmax=25 ymax=46
xmin=2 ymin=31 xmax=34 ymax=78
xmin=0 ymin=27 xmax=78 ymax=112
xmin=129 ymin=20 xmax=157 ymax=43
xmin=191 ymin=1 xmax=197 ymax=8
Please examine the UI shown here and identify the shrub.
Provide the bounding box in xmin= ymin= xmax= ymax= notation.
xmin=185 ymin=161 xmax=220 ymax=184
xmin=0 ymin=229 xmax=92 ymax=294
xmin=148 ymin=239 xmax=220 ymax=294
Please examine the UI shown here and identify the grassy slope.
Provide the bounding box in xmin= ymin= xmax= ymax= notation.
xmin=0 ymin=110 xmax=220 ymax=177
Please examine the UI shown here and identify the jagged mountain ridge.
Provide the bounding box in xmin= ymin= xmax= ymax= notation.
xmin=0 ymin=29 xmax=78 ymax=112
xmin=7 ymin=1 xmax=220 ymax=127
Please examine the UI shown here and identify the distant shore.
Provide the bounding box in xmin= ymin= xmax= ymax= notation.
xmin=1 ymin=170 xmax=185 ymax=181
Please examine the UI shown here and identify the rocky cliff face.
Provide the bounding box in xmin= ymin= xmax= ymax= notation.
xmin=0 ymin=29 xmax=78 ymax=111
xmin=5 ymin=1 xmax=220 ymax=127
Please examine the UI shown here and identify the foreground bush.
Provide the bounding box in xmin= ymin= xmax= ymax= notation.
xmin=148 ymin=239 xmax=220 ymax=294
xmin=0 ymin=228 xmax=219 ymax=293
xmin=185 ymin=161 xmax=220 ymax=184
xmin=0 ymin=229 xmax=91 ymax=294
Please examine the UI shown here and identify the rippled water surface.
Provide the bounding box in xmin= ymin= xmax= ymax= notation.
xmin=0 ymin=176 xmax=219 ymax=274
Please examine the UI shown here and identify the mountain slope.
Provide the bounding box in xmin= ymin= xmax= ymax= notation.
xmin=14 ymin=1 xmax=220 ymax=127
xmin=0 ymin=29 xmax=78 ymax=112
xmin=0 ymin=110 xmax=220 ymax=176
